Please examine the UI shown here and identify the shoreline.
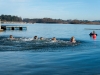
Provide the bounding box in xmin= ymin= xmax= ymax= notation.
xmin=2 ymin=22 xmax=100 ymax=25
xmin=2 ymin=21 xmax=100 ymax=25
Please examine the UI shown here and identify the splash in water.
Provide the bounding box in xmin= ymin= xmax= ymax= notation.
xmin=0 ymin=37 xmax=80 ymax=51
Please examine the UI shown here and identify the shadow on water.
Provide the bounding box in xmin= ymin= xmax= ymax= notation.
xmin=0 ymin=36 xmax=82 ymax=52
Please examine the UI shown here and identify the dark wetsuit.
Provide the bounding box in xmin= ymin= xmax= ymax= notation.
xmin=89 ymin=33 xmax=97 ymax=36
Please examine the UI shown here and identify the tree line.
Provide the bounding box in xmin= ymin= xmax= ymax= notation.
xmin=0 ymin=14 xmax=100 ymax=24
xmin=23 ymin=18 xmax=66 ymax=23
xmin=23 ymin=18 xmax=100 ymax=24
xmin=0 ymin=14 xmax=22 ymax=22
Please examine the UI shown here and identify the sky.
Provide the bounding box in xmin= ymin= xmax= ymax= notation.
xmin=0 ymin=0 xmax=100 ymax=20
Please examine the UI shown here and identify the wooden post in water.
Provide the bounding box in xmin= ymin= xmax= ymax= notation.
xmin=0 ymin=19 xmax=1 ymax=30
xmin=0 ymin=19 xmax=3 ymax=31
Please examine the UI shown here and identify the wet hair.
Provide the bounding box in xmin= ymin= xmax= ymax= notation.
xmin=40 ymin=37 xmax=43 ymax=40
xmin=70 ymin=36 xmax=75 ymax=42
xmin=34 ymin=36 xmax=38 ymax=39
xmin=10 ymin=35 xmax=13 ymax=38
xmin=52 ymin=37 xmax=56 ymax=40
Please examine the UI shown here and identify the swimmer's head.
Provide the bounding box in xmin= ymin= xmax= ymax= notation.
xmin=10 ymin=35 xmax=13 ymax=38
xmin=52 ymin=37 xmax=56 ymax=41
xmin=93 ymin=31 xmax=95 ymax=34
xmin=34 ymin=36 xmax=38 ymax=40
xmin=70 ymin=36 xmax=76 ymax=43
xmin=40 ymin=37 xmax=43 ymax=40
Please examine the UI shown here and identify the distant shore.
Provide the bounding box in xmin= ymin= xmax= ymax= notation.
xmin=1 ymin=21 xmax=27 ymax=24
xmin=1 ymin=15 xmax=100 ymax=25
xmin=1 ymin=21 xmax=100 ymax=25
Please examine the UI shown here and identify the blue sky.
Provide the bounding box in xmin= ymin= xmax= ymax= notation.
xmin=0 ymin=0 xmax=100 ymax=20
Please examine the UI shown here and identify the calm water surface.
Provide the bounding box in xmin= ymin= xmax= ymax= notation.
xmin=0 ymin=24 xmax=100 ymax=75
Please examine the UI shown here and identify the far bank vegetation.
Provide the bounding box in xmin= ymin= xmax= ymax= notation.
xmin=0 ymin=14 xmax=100 ymax=25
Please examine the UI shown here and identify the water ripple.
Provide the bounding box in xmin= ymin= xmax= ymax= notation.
xmin=0 ymin=37 xmax=80 ymax=51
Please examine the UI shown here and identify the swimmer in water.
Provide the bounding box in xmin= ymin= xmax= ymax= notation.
xmin=51 ymin=37 xmax=57 ymax=42
xmin=89 ymin=31 xmax=97 ymax=36
xmin=93 ymin=31 xmax=97 ymax=36
xmin=70 ymin=36 xmax=76 ymax=43
xmin=9 ymin=35 xmax=15 ymax=40
xmin=89 ymin=31 xmax=97 ymax=40
xmin=40 ymin=37 xmax=44 ymax=40
xmin=34 ymin=36 xmax=38 ymax=40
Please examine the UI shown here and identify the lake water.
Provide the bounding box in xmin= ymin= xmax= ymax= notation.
xmin=0 ymin=24 xmax=100 ymax=75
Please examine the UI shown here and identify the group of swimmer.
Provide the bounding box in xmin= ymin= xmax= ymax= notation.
xmin=9 ymin=35 xmax=76 ymax=43
xmin=31 ymin=35 xmax=76 ymax=43
xmin=9 ymin=30 xmax=97 ymax=43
